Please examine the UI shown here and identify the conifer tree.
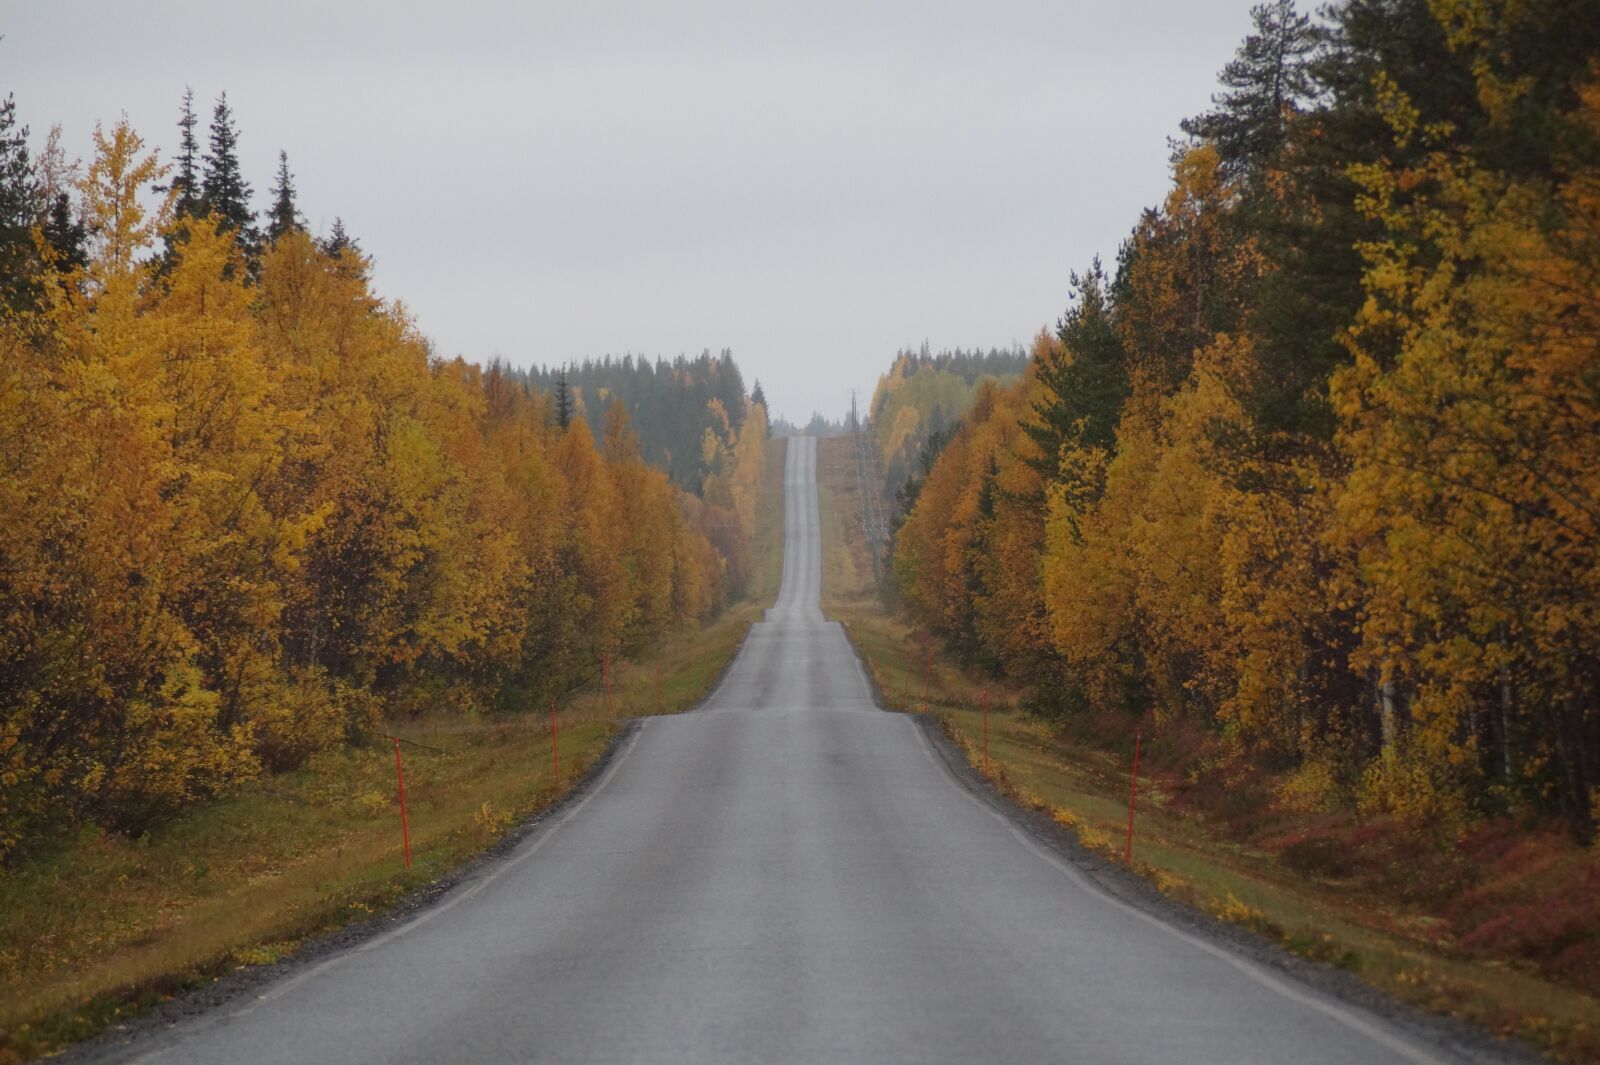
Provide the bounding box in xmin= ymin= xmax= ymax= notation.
xmin=319 ymin=217 xmax=367 ymax=280
xmin=750 ymin=380 xmax=768 ymax=433
xmin=265 ymin=149 xmax=301 ymax=243
xmin=170 ymin=87 xmax=201 ymax=218
xmin=321 ymin=216 xmax=356 ymax=257
xmin=1180 ymin=0 xmax=1317 ymax=179
xmin=152 ymin=89 xmax=203 ymax=270
xmin=0 ymin=93 xmax=36 ymax=310
xmin=41 ymin=191 xmax=86 ymax=275
xmin=201 ymin=91 xmax=259 ymax=259
xmin=555 ymin=370 xmax=574 ymax=429
xmin=1024 ymin=260 xmax=1127 ymax=486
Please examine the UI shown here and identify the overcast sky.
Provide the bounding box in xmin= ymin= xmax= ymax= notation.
xmin=6 ymin=1 xmax=1255 ymax=422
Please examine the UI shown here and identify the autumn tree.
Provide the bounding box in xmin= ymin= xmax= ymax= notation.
xmin=0 ymin=102 xmax=761 ymax=861
xmin=887 ymin=0 xmax=1600 ymax=838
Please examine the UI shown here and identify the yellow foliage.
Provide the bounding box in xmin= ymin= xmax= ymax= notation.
xmin=96 ymin=663 xmax=260 ymax=831
xmin=1050 ymin=806 xmax=1080 ymax=829
xmin=1209 ymin=892 xmax=1269 ymax=930
xmin=1275 ymin=759 xmax=1344 ymax=815
xmin=888 ymin=30 xmax=1600 ymax=832
xmin=0 ymin=117 xmax=755 ymax=861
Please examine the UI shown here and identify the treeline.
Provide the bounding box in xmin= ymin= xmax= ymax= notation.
xmin=869 ymin=344 xmax=1028 ymax=508
xmin=0 ymin=98 xmax=767 ymax=861
xmin=771 ymin=412 xmax=848 ymax=438
xmin=519 ymin=352 xmax=753 ymax=492
xmin=891 ymin=0 xmax=1600 ymax=835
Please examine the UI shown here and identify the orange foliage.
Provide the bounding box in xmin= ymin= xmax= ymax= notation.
xmin=0 ymin=120 xmax=762 ymax=860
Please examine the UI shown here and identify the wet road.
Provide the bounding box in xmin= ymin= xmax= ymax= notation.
xmin=101 ymin=437 xmax=1497 ymax=1064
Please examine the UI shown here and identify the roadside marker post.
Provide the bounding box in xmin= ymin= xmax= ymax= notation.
xmin=1125 ymin=731 xmax=1142 ymax=865
xmin=393 ymin=737 xmax=412 ymax=869
xmin=656 ymin=664 xmax=663 ymax=714
xmin=550 ymin=699 xmax=561 ymax=784
xmin=604 ymin=654 xmax=615 ymax=718
xmin=921 ymin=646 xmax=931 ymax=713
xmin=981 ymin=688 xmax=990 ymax=775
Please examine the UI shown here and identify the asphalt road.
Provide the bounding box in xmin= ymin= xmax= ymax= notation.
xmin=102 ymin=436 xmax=1513 ymax=1064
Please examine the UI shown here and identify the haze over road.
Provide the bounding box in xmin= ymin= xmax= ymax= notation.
xmin=101 ymin=437 xmax=1498 ymax=1064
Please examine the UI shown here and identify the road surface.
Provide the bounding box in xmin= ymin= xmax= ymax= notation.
xmin=100 ymin=437 xmax=1509 ymax=1064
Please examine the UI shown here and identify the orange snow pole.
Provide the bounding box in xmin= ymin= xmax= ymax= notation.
xmin=921 ymin=646 xmax=931 ymax=712
xmin=550 ymin=699 xmax=561 ymax=784
xmin=981 ymin=688 xmax=990 ymax=775
xmin=393 ymin=737 xmax=412 ymax=869
xmin=1125 ymin=731 xmax=1142 ymax=865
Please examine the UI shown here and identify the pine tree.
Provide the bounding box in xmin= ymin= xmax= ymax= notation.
xmin=265 ymin=150 xmax=301 ymax=243
xmin=1180 ymin=0 xmax=1317 ymax=179
xmin=201 ymin=91 xmax=260 ymax=259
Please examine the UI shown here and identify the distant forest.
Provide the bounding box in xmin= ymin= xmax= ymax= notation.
xmin=517 ymin=351 xmax=755 ymax=493
xmin=771 ymin=412 xmax=848 ymax=438
xmin=868 ymin=344 xmax=1030 ymax=506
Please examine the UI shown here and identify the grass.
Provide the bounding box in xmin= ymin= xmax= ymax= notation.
xmin=0 ymin=438 xmax=788 ymax=1064
xmin=814 ymin=435 xmax=1599 ymax=1065
xmin=0 ymin=715 xmax=615 ymax=1062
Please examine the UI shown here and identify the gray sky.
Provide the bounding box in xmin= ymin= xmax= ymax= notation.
xmin=5 ymin=1 xmax=1254 ymax=423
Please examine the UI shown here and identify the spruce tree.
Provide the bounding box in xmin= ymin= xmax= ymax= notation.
xmin=319 ymin=216 xmax=368 ymax=280
xmin=266 ymin=149 xmax=302 ymax=242
xmin=41 ymin=191 xmax=86 ymax=275
xmin=1024 ymin=259 xmax=1127 ymax=488
xmin=715 ymin=348 xmax=746 ymax=433
xmin=170 ymin=87 xmax=201 ymax=218
xmin=752 ymin=378 xmax=771 ymax=434
xmin=555 ymin=370 xmax=574 ymax=430
xmin=0 ymin=93 xmax=37 ymax=311
xmin=154 ymin=88 xmax=203 ymax=270
xmin=321 ymin=216 xmax=357 ymax=257
xmin=201 ymin=91 xmax=260 ymax=258
xmin=1180 ymin=0 xmax=1317 ymax=180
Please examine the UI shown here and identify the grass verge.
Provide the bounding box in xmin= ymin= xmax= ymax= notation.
xmin=815 ymin=435 xmax=1597 ymax=1064
xmin=0 ymin=439 xmax=787 ymax=1064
